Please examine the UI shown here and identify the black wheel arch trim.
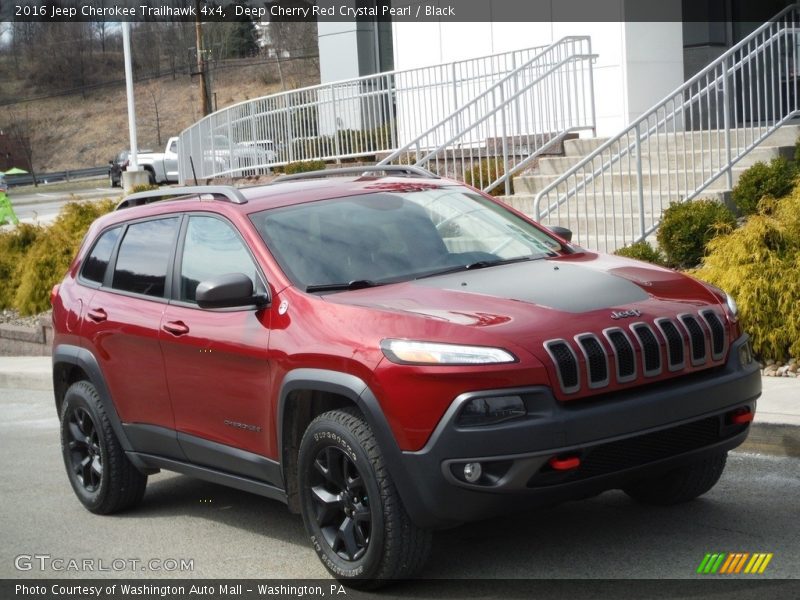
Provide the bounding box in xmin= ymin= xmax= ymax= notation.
xmin=52 ymin=344 xmax=151 ymax=473
xmin=278 ymin=368 xmax=436 ymax=528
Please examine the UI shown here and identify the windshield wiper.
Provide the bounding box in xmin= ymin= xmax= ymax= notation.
xmin=414 ymin=255 xmax=536 ymax=280
xmin=305 ymin=280 xmax=382 ymax=293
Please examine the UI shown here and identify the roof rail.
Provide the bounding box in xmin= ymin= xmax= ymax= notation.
xmin=272 ymin=165 xmax=440 ymax=183
xmin=116 ymin=186 xmax=248 ymax=210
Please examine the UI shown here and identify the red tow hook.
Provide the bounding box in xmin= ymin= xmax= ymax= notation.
xmin=548 ymin=455 xmax=581 ymax=471
xmin=728 ymin=407 xmax=754 ymax=425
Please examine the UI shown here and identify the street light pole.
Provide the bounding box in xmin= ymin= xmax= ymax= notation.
xmin=122 ymin=21 xmax=139 ymax=171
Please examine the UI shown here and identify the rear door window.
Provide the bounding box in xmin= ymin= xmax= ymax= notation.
xmin=112 ymin=217 xmax=180 ymax=298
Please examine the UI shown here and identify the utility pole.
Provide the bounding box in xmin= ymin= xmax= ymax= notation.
xmin=195 ymin=1 xmax=212 ymax=116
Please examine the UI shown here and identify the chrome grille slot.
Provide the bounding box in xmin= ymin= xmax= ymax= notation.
xmin=631 ymin=323 xmax=662 ymax=377
xmin=655 ymin=318 xmax=686 ymax=371
xmin=680 ymin=314 xmax=707 ymax=366
xmin=700 ymin=309 xmax=727 ymax=360
xmin=603 ymin=328 xmax=637 ymax=383
xmin=576 ymin=334 xmax=609 ymax=388
xmin=544 ymin=340 xmax=580 ymax=394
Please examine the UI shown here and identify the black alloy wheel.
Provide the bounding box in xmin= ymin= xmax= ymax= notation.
xmin=308 ymin=445 xmax=372 ymax=561
xmin=66 ymin=406 xmax=103 ymax=492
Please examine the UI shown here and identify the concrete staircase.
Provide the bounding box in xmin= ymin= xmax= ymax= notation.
xmin=502 ymin=124 xmax=800 ymax=252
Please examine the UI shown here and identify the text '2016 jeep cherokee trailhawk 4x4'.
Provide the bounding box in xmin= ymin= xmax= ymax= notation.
xmin=51 ymin=166 xmax=761 ymax=585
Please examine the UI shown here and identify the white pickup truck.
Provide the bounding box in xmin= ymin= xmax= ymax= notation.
xmin=137 ymin=137 xmax=179 ymax=184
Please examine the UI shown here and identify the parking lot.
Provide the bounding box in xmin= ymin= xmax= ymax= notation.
xmin=1 ymin=385 xmax=799 ymax=584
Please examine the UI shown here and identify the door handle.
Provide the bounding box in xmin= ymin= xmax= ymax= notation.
xmin=86 ymin=308 xmax=107 ymax=323
xmin=162 ymin=320 xmax=190 ymax=336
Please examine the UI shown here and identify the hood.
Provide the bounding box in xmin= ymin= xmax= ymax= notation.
xmin=324 ymin=253 xmax=720 ymax=341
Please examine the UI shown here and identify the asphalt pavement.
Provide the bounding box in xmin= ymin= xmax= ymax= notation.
xmin=0 ymin=385 xmax=798 ymax=582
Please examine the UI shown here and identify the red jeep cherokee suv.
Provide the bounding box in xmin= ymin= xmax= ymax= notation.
xmin=51 ymin=166 xmax=761 ymax=584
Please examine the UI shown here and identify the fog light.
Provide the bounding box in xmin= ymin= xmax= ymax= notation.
xmin=738 ymin=342 xmax=753 ymax=367
xmin=463 ymin=462 xmax=483 ymax=483
xmin=457 ymin=395 xmax=526 ymax=427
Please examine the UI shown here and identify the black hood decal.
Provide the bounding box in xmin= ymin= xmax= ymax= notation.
xmin=413 ymin=260 xmax=650 ymax=313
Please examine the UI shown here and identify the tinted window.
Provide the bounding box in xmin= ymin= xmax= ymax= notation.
xmin=82 ymin=227 xmax=121 ymax=284
xmin=179 ymin=216 xmax=257 ymax=303
xmin=112 ymin=218 xmax=179 ymax=297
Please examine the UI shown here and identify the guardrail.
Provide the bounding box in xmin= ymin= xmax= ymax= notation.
xmin=178 ymin=44 xmax=557 ymax=182
xmin=5 ymin=166 xmax=108 ymax=187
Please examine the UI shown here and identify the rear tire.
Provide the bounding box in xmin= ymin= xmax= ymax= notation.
xmin=60 ymin=381 xmax=147 ymax=514
xmin=623 ymin=452 xmax=728 ymax=506
xmin=298 ymin=407 xmax=432 ymax=587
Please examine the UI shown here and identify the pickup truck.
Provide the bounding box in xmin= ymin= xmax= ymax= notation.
xmin=137 ymin=137 xmax=179 ymax=185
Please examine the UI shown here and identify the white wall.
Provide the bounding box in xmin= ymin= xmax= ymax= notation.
xmin=390 ymin=18 xmax=684 ymax=137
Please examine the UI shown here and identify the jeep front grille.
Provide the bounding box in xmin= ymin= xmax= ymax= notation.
xmin=544 ymin=310 xmax=727 ymax=396
xmin=631 ymin=323 xmax=662 ymax=376
xmin=603 ymin=328 xmax=636 ymax=383
xmin=700 ymin=309 xmax=727 ymax=360
xmin=680 ymin=314 xmax=707 ymax=366
xmin=576 ymin=334 xmax=609 ymax=388
xmin=656 ymin=318 xmax=686 ymax=371
xmin=543 ymin=340 xmax=580 ymax=394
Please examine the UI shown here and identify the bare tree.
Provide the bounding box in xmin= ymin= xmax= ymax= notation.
xmin=4 ymin=107 xmax=38 ymax=186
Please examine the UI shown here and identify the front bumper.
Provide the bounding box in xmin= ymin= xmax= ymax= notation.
xmin=386 ymin=334 xmax=761 ymax=529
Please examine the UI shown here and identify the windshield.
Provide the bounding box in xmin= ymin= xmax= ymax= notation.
xmin=250 ymin=186 xmax=563 ymax=291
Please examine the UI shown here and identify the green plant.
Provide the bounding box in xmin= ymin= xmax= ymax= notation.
xmin=13 ymin=199 xmax=116 ymax=315
xmin=613 ymin=241 xmax=666 ymax=266
xmin=464 ymin=159 xmax=513 ymax=197
xmin=129 ymin=183 xmax=158 ymax=194
xmin=0 ymin=223 xmax=44 ymax=309
xmin=693 ymin=188 xmax=800 ymax=360
xmin=731 ymin=157 xmax=796 ymax=215
xmin=283 ymin=159 xmax=327 ymax=175
xmin=657 ymin=199 xmax=736 ymax=268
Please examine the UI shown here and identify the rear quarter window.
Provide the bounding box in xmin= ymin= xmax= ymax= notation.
xmin=81 ymin=226 xmax=121 ymax=284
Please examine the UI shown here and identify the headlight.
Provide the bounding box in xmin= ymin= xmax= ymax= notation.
xmin=725 ymin=293 xmax=739 ymax=321
xmin=380 ymin=339 xmax=517 ymax=365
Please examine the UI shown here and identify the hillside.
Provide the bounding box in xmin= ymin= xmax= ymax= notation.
xmin=2 ymin=57 xmax=319 ymax=174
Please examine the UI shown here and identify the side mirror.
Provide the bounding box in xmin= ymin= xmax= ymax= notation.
xmin=196 ymin=273 xmax=266 ymax=309
xmin=109 ymin=161 xmax=114 ymax=165
xmin=548 ymin=225 xmax=573 ymax=243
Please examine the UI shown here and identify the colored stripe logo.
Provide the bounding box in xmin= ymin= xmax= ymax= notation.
xmin=697 ymin=552 xmax=773 ymax=574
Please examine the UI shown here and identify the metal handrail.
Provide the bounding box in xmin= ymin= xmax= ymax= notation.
xmin=379 ymin=37 xmax=596 ymax=196
xmin=533 ymin=4 xmax=800 ymax=253
xmin=178 ymin=43 xmax=556 ymax=183
xmin=273 ymin=165 xmax=439 ymax=182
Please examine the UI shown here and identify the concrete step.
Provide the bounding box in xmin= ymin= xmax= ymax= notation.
xmin=500 ymin=190 xmax=730 ymax=217
xmin=514 ymin=166 xmax=750 ymax=195
xmin=562 ymin=123 xmax=800 ymax=157
xmin=534 ymin=144 xmax=793 ymax=177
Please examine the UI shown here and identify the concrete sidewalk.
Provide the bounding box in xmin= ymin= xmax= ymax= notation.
xmin=0 ymin=356 xmax=797 ymax=456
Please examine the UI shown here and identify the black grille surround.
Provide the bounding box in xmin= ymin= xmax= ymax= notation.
xmin=543 ymin=310 xmax=728 ymax=396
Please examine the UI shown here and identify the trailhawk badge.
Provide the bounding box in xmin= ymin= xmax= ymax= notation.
xmin=611 ymin=309 xmax=642 ymax=320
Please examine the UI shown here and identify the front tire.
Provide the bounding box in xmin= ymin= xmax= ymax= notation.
xmin=60 ymin=381 xmax=147 ymax=514
xmin=623 ymin=452 xmax=728 ymax=506
xmin=298 ymin=408 xmax=431 ymax=587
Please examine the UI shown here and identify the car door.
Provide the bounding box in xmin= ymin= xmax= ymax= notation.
xmin=159 ymin=213 xmax=275 ymax=481
xmin=80 ymin=216 xmax=181 ymax=446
